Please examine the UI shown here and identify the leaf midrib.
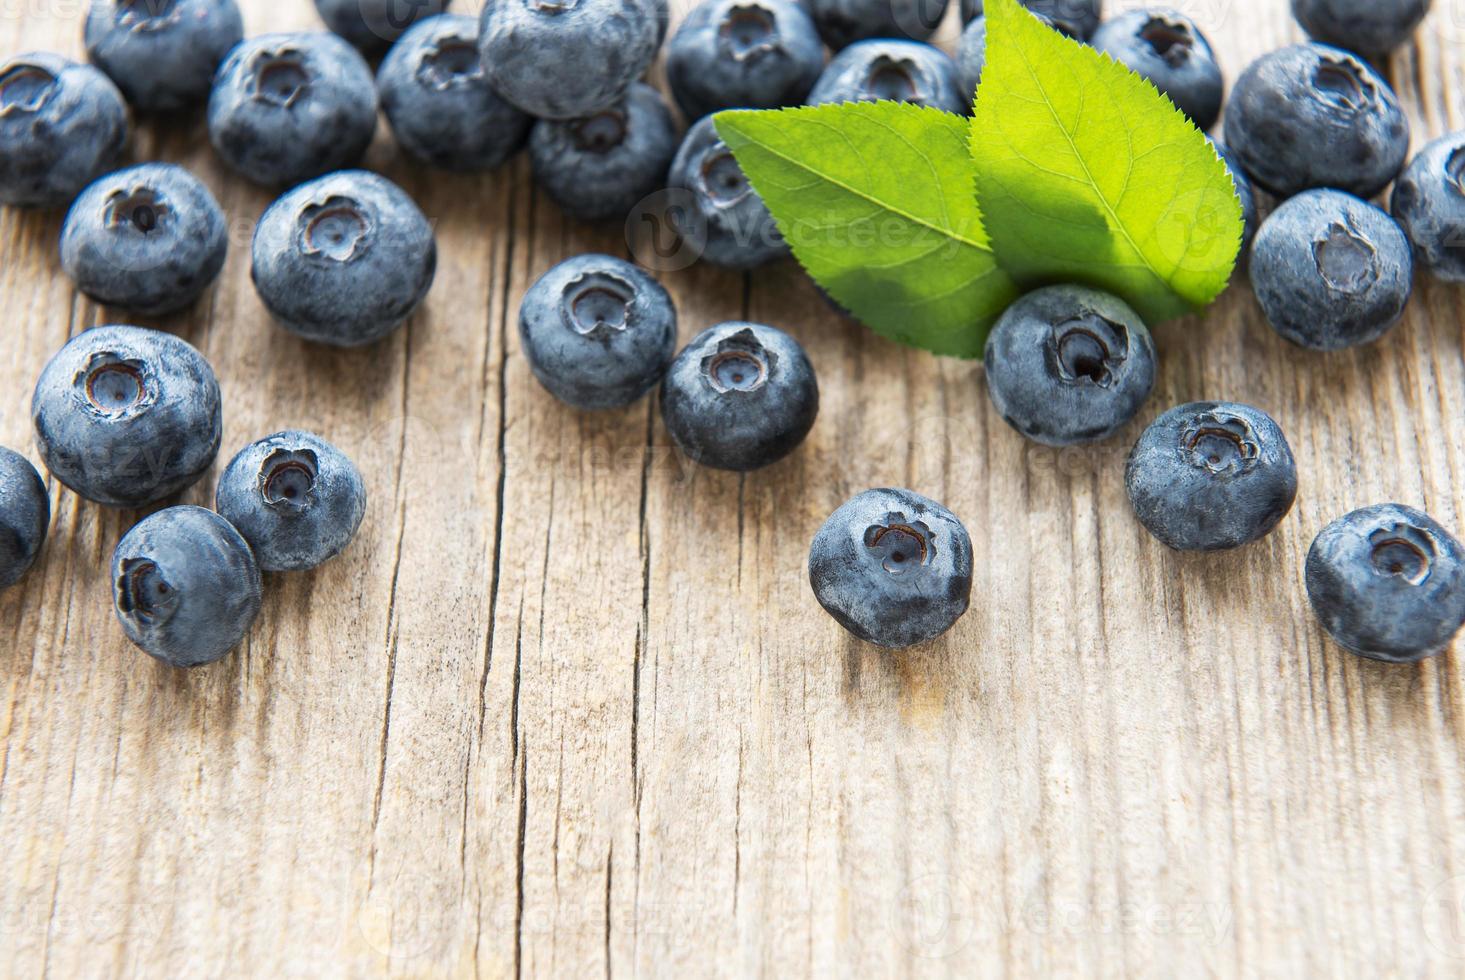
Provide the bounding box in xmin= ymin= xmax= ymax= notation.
xmin=726 ymin=124 xmax=994 ymax=258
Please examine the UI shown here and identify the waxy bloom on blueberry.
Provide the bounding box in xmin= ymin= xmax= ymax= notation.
xmin=809 ymin=487 xmax=974 ymax=649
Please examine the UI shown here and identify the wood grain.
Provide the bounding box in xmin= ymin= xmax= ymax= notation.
xmin=2 ymin=1 xmax=1465 ymax=976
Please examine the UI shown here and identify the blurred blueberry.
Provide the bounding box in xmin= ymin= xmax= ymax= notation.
xmin=960 ymin=0 xmax=1102 ymax=37
xmin=667 ymin=0 xmax=825 ymax=122
xmin=1126 ymin=401 xmax=1298 ymax=552
xmin=1307 ymin=503 xmax=1465 ymax=663
xmin=1291 ymin=0 xmax=1431 ymax=56
xmin=803 ymin=0 xmax=949 ymax=49
xmin=809 ymin=487 xmax=973 ymax=649
xmin=530 ymin=83 xmax=679 ymax=223
xmin=0 ymin=52 xmax=128 ymax=209
xmin=315 ymin=0 xmax=451 ymax=56
xmin=1212 ymin=139 xmax=1259 ymax=256
xmin=32 ymin=325 xmax=222 ymax=508
xmin=667 ymin=115 xmax=787 ymax=269
xmin=1224 ymin=43 xmax=1409 ymax=200
xmin=807 ymin=39 xmax=967 ymax=115
xmin=1250 ymin=189 xmax=1412 ymax=351
xmin=478 ymin=0 xmax=662 ymax=120
xmin=252 ymin=170 xmax=437 ymax=347
xmin=208 ymin=32 xmax=379 ymax=188
xmin=956 ymin=17 xmax=986 ymax=106
xmin=60 ymin=163 xmax=227 ymax=317
xmin=84 ymin=0 xmax=244 ymax=112
xmin=661 ymin=321 xmax=819 ymax=471
xmin=216 ymin=430 xmax=367 ymax=572
xmin=112 ymin=505 xmax=262 ymax=667
xmin=378 ymin=14 xmax=530 ymax=172
xmin=1391 ymin=132 xmax=1465 ymax=282
xmin=519 ymin=253 xmax=678 ymax=410
xmin=1091 ymin=9 xmax=1223 ymax=131
xmin=0 ymin=447 xmax=49 ymax=590
xmin=984 ymin=285 xmax=1157 ymax=447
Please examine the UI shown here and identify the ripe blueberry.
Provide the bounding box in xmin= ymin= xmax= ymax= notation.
xmin=520 ymin=254 xmax=678 ymax=410
xmin=1224 ymin=43 xmax=1409 ymax=200
xmin=1126 ymin=401 xmax=1298 ymax=552
xmin=661 ymin=321 xmax=819 ymax=471
xmin=960 ymin=0 xmax=1103 ymax=38
xmin=84 ymin=0 xmax=244 ymax=112
xmin=112 ymin=505 xmax=262 ymax=668
xmin=1291 ymin=0 xmax=1431 ymax=57
xmin=667 ymin=0 xmax=825 ymax=122
xmin=315 ymin=0 xmax=450 ymax=56
xmin=1307 ymin=504 xmax=1465 ymax=663
xmin=1092 ymin=10 xmax=1223 ymax=131
xmin=983 ymin=285 xmax=1157 ymax=447
xmin=32 ymin=325 xmax=222 ymax=508
xmin=378 ymin=14 xmax=531 ymax=172
xmin=807 ymin=39 xmax=967 ymax=115
xmin=1391 ymin=132 xmax=1465 ymax=283
xmin=478 ymin=0 xmax=662 ymax=121
xmin=667 ymin=115 xmax=787 ymax=270
xmin=252 ymin=170 xmax=437 ymax=347
xmin=1250 ymin=189 xmax=1412 ymax=351
xmin=0 ymin=447 xmax=49 ymax=590
xmin=60 ymin=163 xmax=228 ymax=317
xmin=0 ymin=52 xmax=128 ymax=209
xmin=808 ymin=487 xmax=973 ymax=649
xmin=529 ymin=83 xmax=679 ymax=223
xmin=208 ymin=32 xmax=378 ymax=188
xmin=1212 ymin=139 xmax=1259 ymax=256
xmin=803 ymin=0 xmax=949 ymax=49
xmin=216 ymin=430 xmax=367 ymax=573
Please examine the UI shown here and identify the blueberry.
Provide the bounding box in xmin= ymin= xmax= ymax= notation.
xmin=112 ymin=505 xmax=261 ymax=668
xmin=315 ymin=0 xmax=450 ymax=56
xmin=983 ymin=285 xmax=1157 ymax=447
xmin=0 ymin=448 xmax=49 ymax=590
xmin=807 ymin=39 xmax=967 ymax=115
xmin=956 ymin=17 xmax=986 ymax=106
xmin=60 ymin=163 xmax=228 ymax=317
xmin=1223 ymin=43 xmax=1409 ymax=200
xmin=216 ymin=430 xmax=367 ymax=572
xmin=1212 ymin=139 xmax=1259 ymax=256
xmin=252 ymin=170 xmax=437 ymax=347
xmin=661 ymin=321 xmax=818 ymax=471
xmin=960 ymin=0 xmax=1102 ymax=38
xmin=529 ymin=83 xmax=679 ymax=223
xmin=520 ymin=254 xmax=678 ymax=410
xmin=378 ymin=14 xmax=530 ymax=172
xmin=478 ymin=0 xmax=661 ymax=121
xmin=803 ymin=0 xmax=949 ymax=49
xmin=667 ymin=115 xmax=787 ymax=270
xmin=1391 ymin=132 xmax=1465 ymax=282
xmin=1126 ymin=401 xmax=1298 ymax=552
xmin=1091 ymin=10 xmax=1223 ymax=131
xmin=1250 ymin=189 xmax=1412 ymax=351
xmin=808 ymin=487 xmax=973 ymax=649
xmin=84 ymin=0 xmax=244 ymax=112
xmin=1291 ymin=0 xmax=1431 ymax=56
xmin=0 ymin=53 xmax=128 ymax=209
xmin=208 ymin=32 xmax=378 ymax=188
xmin=1306 ymin=504 xmax=1465 ymax=663
xmin=667 ymin=0 xmax=825 ymax=123
xmin=32 ymin=325 xmax=221 ymax=508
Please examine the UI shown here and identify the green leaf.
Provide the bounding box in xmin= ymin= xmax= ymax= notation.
xmin=715 ymin=103 xmax=1018 ymax=359
xmin=969 ymin=0 xmax=1243 ymax=323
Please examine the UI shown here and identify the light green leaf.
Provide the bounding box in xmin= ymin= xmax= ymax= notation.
xmin=716 ymin=103 xmax=1018 ymax=359
xmin=970 ymin=0 xmax=1243 ymax=323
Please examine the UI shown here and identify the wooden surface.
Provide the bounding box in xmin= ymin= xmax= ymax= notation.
xmin=3 ymin=1 xmax=1465 ymax=976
